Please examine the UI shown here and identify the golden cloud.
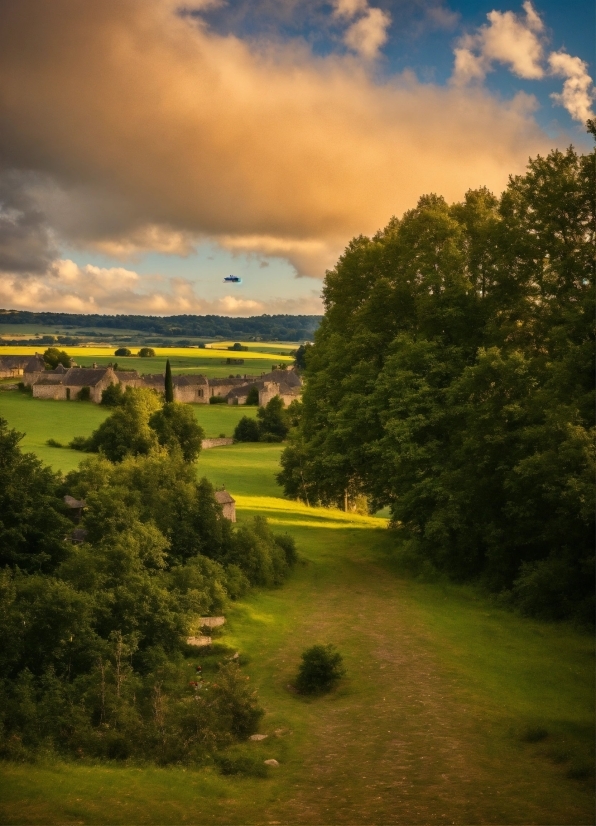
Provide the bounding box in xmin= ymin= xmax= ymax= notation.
xmin=0 ymin=0 xmax=553 ymax=277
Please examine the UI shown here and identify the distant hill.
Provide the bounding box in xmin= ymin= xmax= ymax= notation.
xmin=0 ymin=310 xmax=321 ymax=342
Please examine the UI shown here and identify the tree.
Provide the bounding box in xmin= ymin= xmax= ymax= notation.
xmin=293 ymin=344 xmax=311 ymax=370
xmin=164 ymin=359 xmax=174 ymax=403
xmin=101 ymin=383 xmax=125 ymax=407
xmin=257 ymin=396 xmax=289 ymax=442
xmin=148 ymin=402 xmax=204 ymax=462
xmin=233 ymin=416 xmax=260 ymax=442
xmin=0 ymin=418 xmax=71 ymax=573
xmin=245 ymin=385 xmax=259 ymax=405
xmin=43 ymin=347 xmax=70 ymax=369
xmin=279 ymin=143 xmax=595 ymax=623
xmin=137 ymin=347 xmax=155 ymax=357
xmin=114 ymin=348 xmax=132 ymax=357
xmin=87 ymin=388 xmax=161 ymax=462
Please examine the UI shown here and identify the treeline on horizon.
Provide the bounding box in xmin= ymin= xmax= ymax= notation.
xmin=0 ymin=311 xmax=322 ymax=342
xmin=279 ymin=143 xmax=595 ymax=626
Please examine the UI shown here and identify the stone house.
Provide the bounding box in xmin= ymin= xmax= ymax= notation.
xmin=214 ymin=489 xmax=236 ymax=522
xmin=258 ymin=380 xmax=302 ymax=407
xmin=32 ymin=366 xmax=118 ymax=402
xmin=0 ymin=354 xmax=45 ymax=381
xmin=173 ymin=374 xmax=209 ymax=403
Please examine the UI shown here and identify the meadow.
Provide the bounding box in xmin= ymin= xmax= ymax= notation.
xmin=0 ymin=394 xmax=593 ymax=824
xmin=1 ymin=345 xmax=293 ymax=379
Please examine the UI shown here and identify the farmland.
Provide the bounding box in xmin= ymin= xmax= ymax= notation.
xmin=0 ymin=393 xmax=593 ymax=824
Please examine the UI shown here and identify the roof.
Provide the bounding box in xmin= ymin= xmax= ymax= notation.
xmin=62 ymin=367 xmax=112 ymax=387
xmin=214 ymin=490 xmax=235 ymax=505
xmin=262 ymin=369 xmax=302 ymax=388
xmin=174 ymin=374 xmax=208 ymax=387
xmin=227 ymin=384 xmax=257 ymax=399
xmin=115 ymin=371 xmax=139 ymax=381
xmin=0 ymin=355 xmax=33 ymax=369
xmin=209 ymin=376 xmax=255 ymax=387
xmin=64 ymin=495 xmax=86 ymax=509
xmin=24 ymin=355 xmax=46 ymax=372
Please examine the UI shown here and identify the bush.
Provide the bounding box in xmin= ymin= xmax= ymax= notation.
xmin=274 ymin=533 xmax=298 ymax=566
xmin=233 ymin=417 xmax=261 ymax=442
xmin=77 ymin=386 xmax=91 ymax=401
xmin=209 ymin=395 xmax=227 ymax=405
xmin=114 ymin=348 xmax=132 ymax=357
xmin=101 ymin=383 xmax=125 ymax=407
xmin=245 ymin=385 xmax=259 ymax=405
xmin=295 ymin=644 xmax=345 ymax=695
xmin=138 ymin=348 xmax=156 ymax=357
xmin=69 ymin=435 xmax=91 ymax=451
xmin=46 ymin=438 xmax=63 ymax=448
xmin=17 ymin=382 xmax=32 ymax=395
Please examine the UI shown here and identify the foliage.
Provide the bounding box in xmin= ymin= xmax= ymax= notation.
xmin=0 ymin=425 xmax=295 ymax=763
xmin=86 ymin=388 xmax=161 ymax=462
xmin=295 ymin=644 xmax=345 ymax=694
xmin=245 ymin=385 xmax=259 ymax=405
xmin=293 ymin=343 xmax=312 ymax=370
xmin=0 ymin=312 xmax=322 ymax=342
xmin=233 ymin=416 xmax=261 ymax=443
xmin=138 ymin=347 xmax=156 ymax=357
xmin=0 ymin=418 xmax=71 ymax=573
xmin=279 ymin=145 xmax=595 ymax=623
xmin=76 ymin=386 xmax=91 ymax=402
xmin=165 ymin=359 xmax=174 ymax=403
xmin=114 ymin=347 xmax=132 ymax=356
xmin=100 ymin=382 xmax=125 ymax=407
xmin=257 ymin=396 xmax=289 ymax=442
xmin=149 ymin=402 xmax=205 ymax=462
xmin=229 ymin=343 xmax=248 ymax=351
xmin=209 ymin=395 xmax=227 ymax=404
xmin=43 ymin=347 xmax=70 ymax=369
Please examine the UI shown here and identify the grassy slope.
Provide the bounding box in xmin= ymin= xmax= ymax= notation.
xmin=0 ymin=407 xmax=593 ymax=825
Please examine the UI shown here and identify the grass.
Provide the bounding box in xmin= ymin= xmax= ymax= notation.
xmin=0 ymin=345 xmax=293 ymax=379
xmin=0 ymin=402 xmax=593 ymax=824
xmin=0 ymin=393 xmax=258 ymax=472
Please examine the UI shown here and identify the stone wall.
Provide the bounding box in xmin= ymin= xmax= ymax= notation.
xmin=174 ymin=386 xmax=208 ymax=403
xmin=201 ymin=437 xmax=234 ymax=449
xmin=33 ymin=384 xmax=67 ymax=400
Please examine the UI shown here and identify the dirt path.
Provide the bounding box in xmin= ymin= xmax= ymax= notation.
xmin=230 ymin=522 xmax=593 ymax=825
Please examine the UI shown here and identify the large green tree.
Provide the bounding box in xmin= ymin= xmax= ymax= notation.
xmin=279 ymin=144 xmax=595 ymax=623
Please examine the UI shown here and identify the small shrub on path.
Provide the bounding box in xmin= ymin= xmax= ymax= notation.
xmin=295 ymin=644 xmax=345 ymax=695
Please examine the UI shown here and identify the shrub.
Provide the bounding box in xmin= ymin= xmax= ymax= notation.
xmin=274 ymin=533 xmax=298 ymax=566
xmin=17 ymin=382 xmax=32 ymax=395
xmin=46 ymin=438 xmax=63 ymax=448
xmin=295 ymin=644 xmax=345 ymax=695
xmin=69 ymin=435 xmax=91 ymax=451
xmin=101 ymin=383 xmax=125 ymax=407
xmin=77 ymin=386 xmax=91 ymax=401
xmin=233 ymin=417 xmax=260 ymax=442
xmin=138 ymin=347 xmax=156 ymax=357
xmin=245 ymin=385 xmax=259 ymax=405
xmin=209 ymin=395 xmax=227 ymax=405
xmin=114 ymin=348 xmax=132 ymax=357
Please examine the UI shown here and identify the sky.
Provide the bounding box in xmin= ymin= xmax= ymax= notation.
xmin=0 ymin=0 xmax=593 ymax=317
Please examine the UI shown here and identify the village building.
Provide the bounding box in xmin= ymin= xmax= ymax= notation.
xmin=214 ymin=489 xmax=236 ymax=522
xmin=173 ymin=374 xmax=209 ymax=403
xmin=32 ymin=366 xmax=118 ymax=402
xmin=0 ymin=354 xmax=45 ymax=381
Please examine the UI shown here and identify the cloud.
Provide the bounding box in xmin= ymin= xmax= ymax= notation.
xmin=344 ymin=7 xmax=392 ymax=60
xmin=452 ymin=1 xmax=545 ymax=85
xmin=333 ymin=0 xmax=368 ymax=19
xmin=0 ymin=259 xmax=324 ymax=316
xmin=451 ymin=2 xmax=594 ymax=126
xmin=0 ymin=171 xmax=58 ymax=274
xmin=0 ymin=0 xmax=552 ymax=289
xmin=549 ymin=51 xmax=595 ymax=123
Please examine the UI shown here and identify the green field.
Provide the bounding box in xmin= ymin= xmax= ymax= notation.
xmin=0 ymin=393 xmax=258 ymax=472
xmin=0 ymin=397 xmax=593 ymax=824
xmin=0 ymin=345 xmax=293 ymax=379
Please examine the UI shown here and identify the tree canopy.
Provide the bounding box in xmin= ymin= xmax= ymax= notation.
xmin=278 ymin=144 xmax=595 ymax=624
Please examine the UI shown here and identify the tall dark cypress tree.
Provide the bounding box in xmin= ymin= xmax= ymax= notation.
xmin=164 ymin=359 xmax=174 ymax=403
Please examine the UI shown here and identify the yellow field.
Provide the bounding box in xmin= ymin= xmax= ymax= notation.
xmin=0 ymin=346 xmax=293 ymax=362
